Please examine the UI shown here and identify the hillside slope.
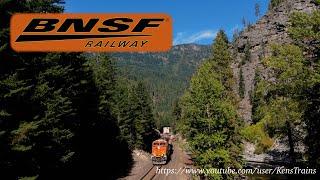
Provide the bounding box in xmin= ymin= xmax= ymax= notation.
xmin=111 ymin=44 xmax=211 ymax=126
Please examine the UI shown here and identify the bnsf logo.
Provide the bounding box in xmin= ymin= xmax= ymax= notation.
xmin=10 ymin=14 xmax=172 ymax=52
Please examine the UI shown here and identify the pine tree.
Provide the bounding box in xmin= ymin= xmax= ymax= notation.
xmin=250 ymin=10 xmax=320 ymax=166
xmin=251 ymin=69 xmax=265 ymax=123
xmin=133 ymin=82 xmax=157 ymax=151
xmin=86 ymin=54 xmax=132 ymax=179
xmin=0 ymin=1 xmax=69 ymax=178
xmin=239 ymin=68 xmax=245 ymax=98
xmin=113 ymin=79 xmax=137 ymax=148
xmin=179 ymin=30 xmax=242 ymax=179
xmin=241 ymin=40 xmax=251 ymax=65
xmin=255 ymin=44 xmax=308 ymax=162
xmin=269 ymin=0 xmax=285 ymax=10
xmin=242 ymin=17 xmax=247 ymax=28
xmin=289 ymin=10 xmax=320 ymax=168
xmin=112 ymin=79 xmax=157 ymax=151
xmin=211 ymin=30 xmax=234 ymax=91
xmin=172 ymin=99 xmax=181 ymax=131
xmin=255 ymin=3 xmax=261 ymax=18
xmin=0 ymin=2 xmax=131 ymax=179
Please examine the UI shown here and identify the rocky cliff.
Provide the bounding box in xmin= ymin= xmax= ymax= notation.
xmin=232 ymin=0 xmax=319 ymax=122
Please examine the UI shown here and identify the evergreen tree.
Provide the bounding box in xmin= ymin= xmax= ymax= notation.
xmin=241 ymin=40 xmax=251 ymax=65
xmin=112 ymin=79 xmax=157 ymax=151
xmin=289 ymin=10 xmax=320 ymax=168
xmin=254 ymin=44 xmax=309 ymax=162
xmin=86 ymin=54 xmax=132 ymax=179
xmin=268 ymin=0 xmax=285 ymax=10
xmin=0 ymin=2 xmax=131 ymax=179
xmin=179 ymin=30 xmax=242 ymax=179
xmin=133 ymin=82 xmax=157 ymax=151
xmin=242 ymin=17 xmax=247 ymax=28
xmin=250 ymin=10 xmax=320 ymax=167
xmin=211 ymin=30 xmax=234 ymax=91
xmin=255 ymin=2 xmax=261 ymax=18
xmin=172 ymin=99 xmax=181 ymax=131
xmin=251 ymin=69 xmax=265 ymax=123
xmin=239 ymin=68 xmax=245 ymax=99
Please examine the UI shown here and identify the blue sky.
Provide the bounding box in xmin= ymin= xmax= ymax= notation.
xmin=65 ymin=0 xmax=269 ymax=45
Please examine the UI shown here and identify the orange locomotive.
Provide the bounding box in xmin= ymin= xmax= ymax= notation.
xmin=151 ymin=139 xmax=171 ymax=165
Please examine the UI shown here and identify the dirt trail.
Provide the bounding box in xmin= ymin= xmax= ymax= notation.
xmin=122 ymin=150 xmax=152 ymax=180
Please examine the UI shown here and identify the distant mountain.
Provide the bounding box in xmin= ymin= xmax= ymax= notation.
xmin=111 ymin=44 xmax=211 ymax=126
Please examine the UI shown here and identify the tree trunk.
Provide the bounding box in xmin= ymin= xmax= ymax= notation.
xmin=286 ymin=121 xmax=295 ymax=164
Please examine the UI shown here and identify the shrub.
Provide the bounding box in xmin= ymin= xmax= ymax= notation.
xmin=255 ymin=136 xmax=274 ymax=154
xmin=241 ymin=122 xmax=274 ymax=154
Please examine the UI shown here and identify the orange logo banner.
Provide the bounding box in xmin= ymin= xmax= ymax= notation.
xmin=10 ymin=13 xmax=172 ymax=52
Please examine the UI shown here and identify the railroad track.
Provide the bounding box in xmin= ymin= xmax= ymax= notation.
xmin=139 ymin=165 xmax=162 ymax=180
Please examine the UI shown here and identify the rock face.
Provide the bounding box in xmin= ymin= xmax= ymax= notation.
xmin=232 ymin=0 xmax=319 ymax=123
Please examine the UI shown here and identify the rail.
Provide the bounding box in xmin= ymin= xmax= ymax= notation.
xmin=139 ymin=165 xmax=163 ymax=180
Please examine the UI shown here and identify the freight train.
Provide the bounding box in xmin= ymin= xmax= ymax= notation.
xmin=151 ymin=127 xmax=173 ymax=165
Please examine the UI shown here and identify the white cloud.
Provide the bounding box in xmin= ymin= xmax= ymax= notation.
xmin=173 ymin=30 xmax=217 ymax=45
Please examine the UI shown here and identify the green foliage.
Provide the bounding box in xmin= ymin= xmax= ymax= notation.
xmin=110 ymin=78 xmax=157 ymax=151
xmin=262 ymin=97 xmax=302 ymax=135
xmin=304 ymin=83 xmax=320 ymax=168
xmin=239 ymin=68 xmax=245 ymax=99
xmin=260 ymin=41 xmax=266 ymax=59
xmin=289 ymin=10 xmax=320 ymax=64
xmin=250 ymin=10 xmax=320 ymax=166
xmin=19 ymin=176 xmax=38 ymax=180
xmin=252 ymin=70 xmax=267 ymax=123
xmin=211 ymin=30 xmax=234 ymax=88
xmin=289 ymin=10 xmax=320 ymax=168
xmin=88 ymin=54 xmax=116 ymax=104
xmin=242 ymin=122 xmax=265 ymax=143
xmin=0 ymin=2 xmax=134 ymax=179
xmin=112 ymin=44 xmax=211 ymax=127
xmin=171 ymin=100 xmax=181 ymax=131
xmin=178 ymin=30 xmax=242 ymax=179
xmin=241 ymin=40 xmax=251 ymax=65
xmin=264 ymin=44 xmax=308 ymax=94
xmin=131 ymin=82 xmax=157 ymax=150
xmin=241 ymin=121 xmax=274 ymax=154
xmin=268 ymin=0 xmax=285 ymax=9
xmin=251 ymin=44 xmax=307 ymax=161
xmin=289 ymin=11 xmax=320 ymax=47
xmin=255 ymin=136 xmax=274 ymax=154
xmin=87 ymin=54 xmax=157 ymax=151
